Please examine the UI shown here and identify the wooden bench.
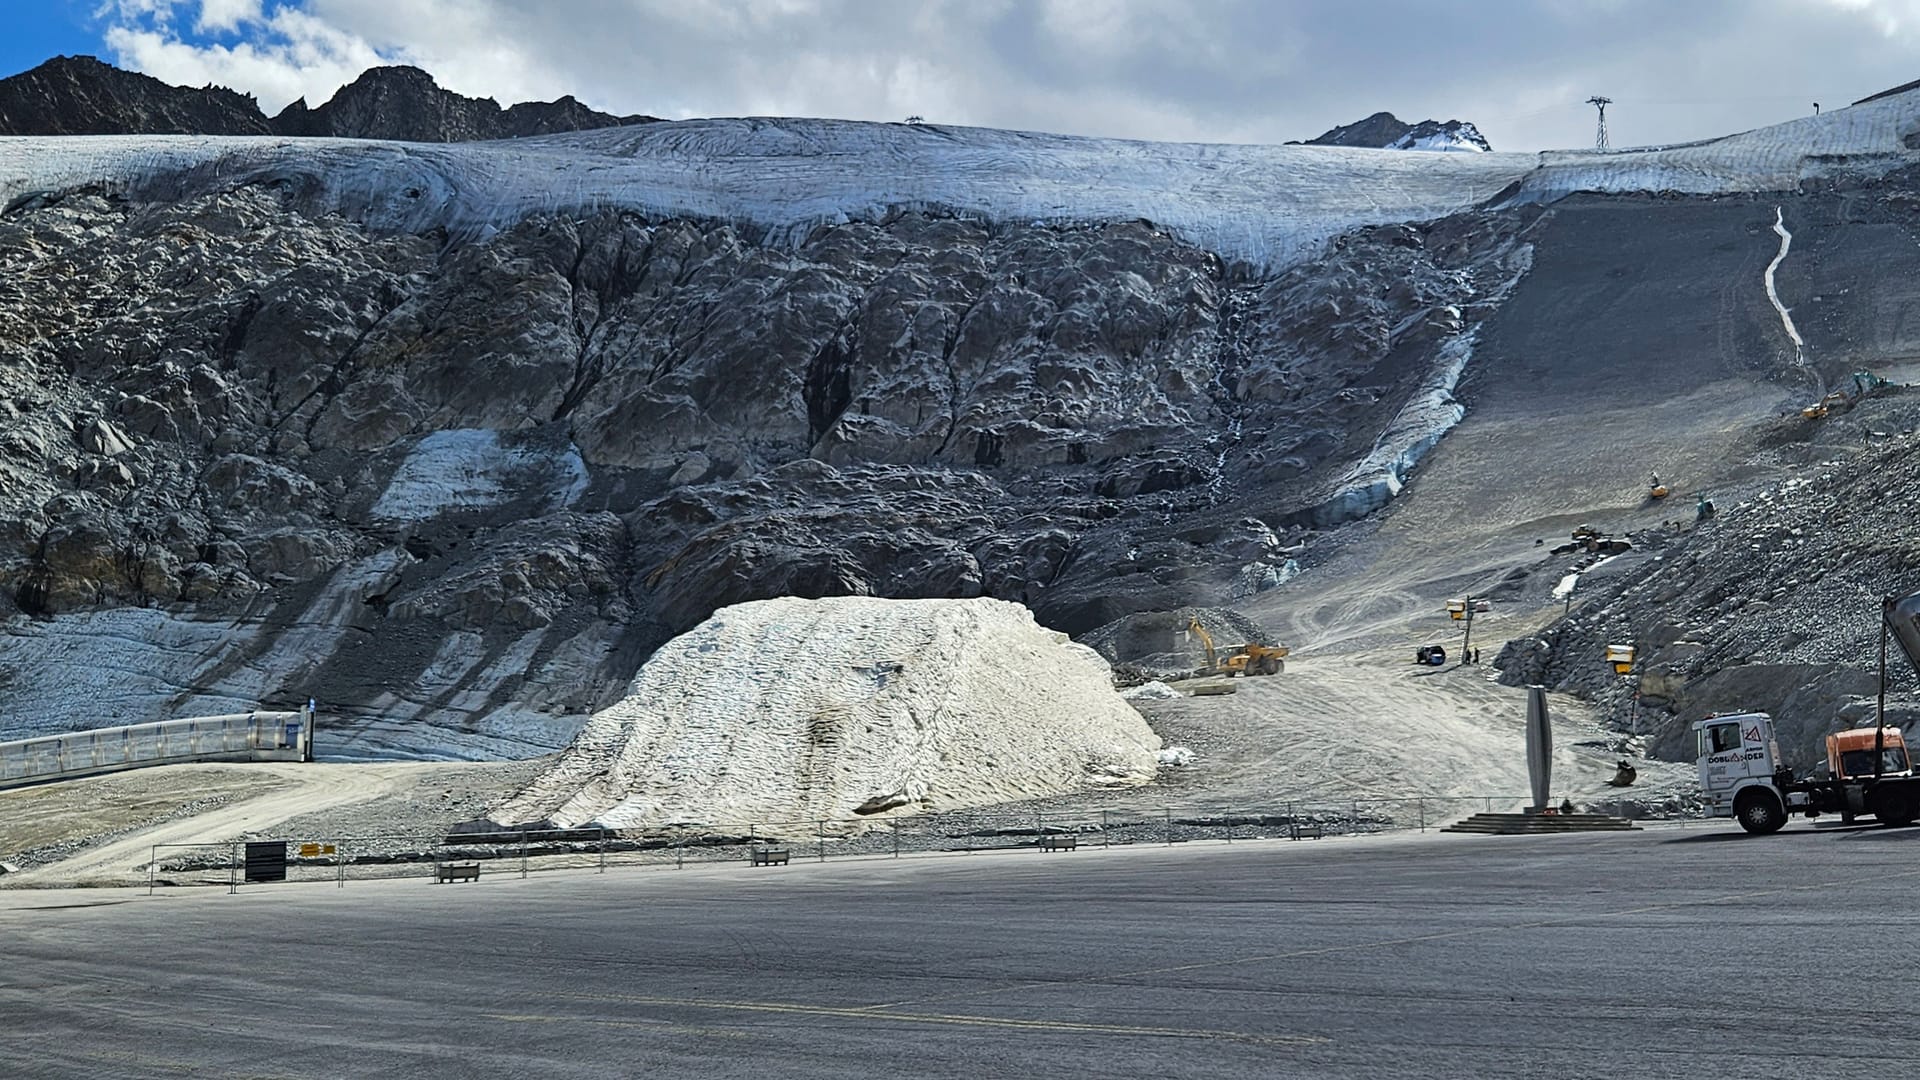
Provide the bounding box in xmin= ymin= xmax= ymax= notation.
xmin=1290 ymin=823 xmax=1325 ymax=841
xmin=1040 ymin=835 xmax=1078 ymax=852
xmin=750 ymin=848 xmax=791 ymax=866
xmin=435 ymin=862 xmax=480 ymax=883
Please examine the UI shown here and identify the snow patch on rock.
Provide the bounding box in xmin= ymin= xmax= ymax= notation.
xmin=1389 ymin=121 xmax=1491 ymax=153
xmin=372 ymin=429 xmax=589 ymax=522
xmin=1311 ymin=330 xmax=1477 ymax=526
xmin=489 ymin=596 xmax=1163 ymax=828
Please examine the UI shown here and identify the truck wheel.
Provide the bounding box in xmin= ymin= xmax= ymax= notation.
xmin=1734 ymin=789 xmax=1787 ymax=834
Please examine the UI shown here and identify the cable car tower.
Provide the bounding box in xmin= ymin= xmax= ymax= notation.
xmin=1587 ymin=95 xmax=1612 ymax=151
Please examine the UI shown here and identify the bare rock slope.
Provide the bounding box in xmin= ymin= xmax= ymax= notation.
xmin=0 ymin=181 xmax=1524 ymax=756
xmin=1498 ymin=388 xmax=1920 ymax=771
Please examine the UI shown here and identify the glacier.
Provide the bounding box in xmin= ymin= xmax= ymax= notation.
xmin=5 ymin=86 xmax=1917 ymax=273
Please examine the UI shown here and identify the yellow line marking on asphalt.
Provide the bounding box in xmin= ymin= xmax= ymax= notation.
xmin=863 ymin=863 xmax=1920 ymax=1012
xmin=521 ymin=993 xmax=1323 ymax=1045
xmin=484 ymin=1013 xmax=754 ymax=1039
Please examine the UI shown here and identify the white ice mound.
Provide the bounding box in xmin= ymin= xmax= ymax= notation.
xmin=490 ymin=596 xmax=1163 ymax=828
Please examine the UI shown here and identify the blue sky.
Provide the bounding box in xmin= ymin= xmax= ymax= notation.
xmin=0 ymin=1 xmax=104 ymax=78
xmin=6 ymin=1 xmax=1920 ymax=151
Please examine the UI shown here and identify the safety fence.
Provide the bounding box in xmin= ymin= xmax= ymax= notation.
xmin=141 ymin=793 xmax=1701 ymax=894
xmin=0 ymin=708 xmax=313 ymax=789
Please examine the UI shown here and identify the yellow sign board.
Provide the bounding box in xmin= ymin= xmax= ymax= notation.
xmin=297 ymin=843 xmax=337 ymax=858
xmin=1605 ymin=644 xmax=1636 ymax=674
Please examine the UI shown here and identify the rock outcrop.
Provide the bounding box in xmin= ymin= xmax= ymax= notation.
xmin=0 ymin=56 xmax=270 ymax=136
xmin=1304 ymin=112 xmax=1492 ymax=153
xmin=271 ymin=65 xmax=656 ymax=141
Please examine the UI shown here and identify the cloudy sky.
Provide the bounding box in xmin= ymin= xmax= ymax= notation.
xmin=11 ymin=0 xmax=1920 ymax=150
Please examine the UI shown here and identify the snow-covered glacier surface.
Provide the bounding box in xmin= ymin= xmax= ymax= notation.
xmin=7 ymin=87 xmax=1915 ymax=270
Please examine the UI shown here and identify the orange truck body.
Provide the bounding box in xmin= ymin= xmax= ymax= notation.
xmin=1826 ymin=727 xmax=1912 ymax=781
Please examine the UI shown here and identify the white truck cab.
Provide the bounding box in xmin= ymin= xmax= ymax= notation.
xmin=1695 ymin=711 xmax=1920 ymax=832
xmin=1694 ymin=713 xmax=1789 ymax=827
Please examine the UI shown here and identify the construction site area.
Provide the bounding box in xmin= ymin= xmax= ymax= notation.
xmin=17 ymin=46 xmax=1920 ymax=1079
xmin=10 ymin=164 xmax=1920 ymax=879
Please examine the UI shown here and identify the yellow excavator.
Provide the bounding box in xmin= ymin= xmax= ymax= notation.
xmin=1185 ymin=617 xmax=1288 ymax=677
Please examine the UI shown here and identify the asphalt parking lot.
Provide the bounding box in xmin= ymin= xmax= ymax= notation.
xmin=7 ymin=821 xmax=1920 ymax=1079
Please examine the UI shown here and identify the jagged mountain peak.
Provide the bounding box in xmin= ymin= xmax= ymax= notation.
xmin=0 ymin=55 xmax=657 ymax=141
xmin=0 ymin=53 xmax=270 ymax=136
xmin=270 ymin=64 xmax=658 ymax=140
xmin=1303 ymin=111 xmax=1491 ymax=152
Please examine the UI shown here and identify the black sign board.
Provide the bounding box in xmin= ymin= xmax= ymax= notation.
xmin=244 ymin=841 xmax=287 ymax=883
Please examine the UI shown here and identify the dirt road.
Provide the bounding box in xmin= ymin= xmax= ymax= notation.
xmin=2 ymin=761 xmax=530 ymax=887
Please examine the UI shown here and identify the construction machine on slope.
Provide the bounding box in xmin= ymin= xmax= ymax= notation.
xmin=1800 ymin=370 xmax=1893 ymax=419
xmin=1551 ymin=525 xmax=1633 ymax=557
xmin=1183 ymin=617 xmax=1288 ymax=678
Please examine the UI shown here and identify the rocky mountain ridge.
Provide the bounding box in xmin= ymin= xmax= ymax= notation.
xmin=1303 ymin=112 xmax=1492 ymax=152
xmin=0 ymin=55 xmax=654 ymax=140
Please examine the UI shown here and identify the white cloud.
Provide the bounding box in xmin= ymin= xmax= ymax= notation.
xmin=92 ymin=0 xmax=1920 ymax=148
xmin=95 ymin=0 xmax=184 ymax=22
xmin=106 ymin=5 xmax=396 ymax=111
xmin=195 ymin=0 xmax=263 ymax=34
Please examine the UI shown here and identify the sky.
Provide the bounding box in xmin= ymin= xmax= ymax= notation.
xmin=6 ymin=0 xmax=1920 ymax=151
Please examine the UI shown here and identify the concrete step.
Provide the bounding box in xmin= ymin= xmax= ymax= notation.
xmin=1440 ymin=812 xmax=1639 ymax=835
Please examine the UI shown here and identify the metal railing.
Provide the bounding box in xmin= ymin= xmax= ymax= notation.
xmin=136 ymin=794 xmax=1705 ymax=894
xmin=0 ymin=708 xmax=313 ymax=789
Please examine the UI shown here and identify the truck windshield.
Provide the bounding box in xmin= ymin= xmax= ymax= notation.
xmin=1707 ymin=724 xmax=1741 ymax=754
xmin=1840 ymin=749 xmax=1910 ymax=777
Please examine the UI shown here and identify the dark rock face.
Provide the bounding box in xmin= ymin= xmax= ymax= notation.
xmin=272 ymin=66 xmax=657 ymax=141
xmin=1306 ymin=111 xmax=1414 ymax=148
xmin=1304 ymin=112 xmax=1491 ymax=152
xmin=0 ymin=56 xmax=271 ymax=136
xmin=0 ymin=56 xmax=654 ymax=141
xmin=0 ymin=185 xmax=1523 ymax=751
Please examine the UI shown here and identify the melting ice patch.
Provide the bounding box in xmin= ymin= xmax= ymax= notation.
xmin=1311 ymin=331 xmax=1477 ymax=527
xmin=372 ymin=429 xmax=589 ymax=522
